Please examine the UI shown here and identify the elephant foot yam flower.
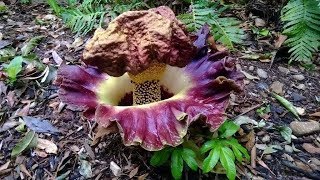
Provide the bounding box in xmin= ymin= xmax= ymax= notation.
xmin=55 ymin=6 xmax=244 ymax=151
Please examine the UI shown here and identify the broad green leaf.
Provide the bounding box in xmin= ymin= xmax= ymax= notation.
xmin=220 ymin=147 xmax=236 ymax=180
xmin=202 ymin=146 xmax=220 ymax=173
xmin=181 ymin=148 xmax=198 ymax=171
xmin=222 ymin=138 xmax=250 ymax=161
xmin=21 ymin=36 xmax=43 ymax=56
xmin=272 ymin=92 xmax=300 ymax=120
xmin=171 ymin=149 xmax=183 ymax=180
xmin=150 ymin=148 xmax=172 ymax=167
xmin=218 ymin=121 xmax=240 ymax=138
xmin=200 ymin=139 xmax=217 ymax=154
xmin=11 ymin=130 xmax=38 ymax=157
xmin=279 ymin=126 xmax=292 ymax=143
xmin=5 ymin=56 xmax=23 ymax=82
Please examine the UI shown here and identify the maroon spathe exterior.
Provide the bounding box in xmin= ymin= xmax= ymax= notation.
xmin=55 ymin=51 xmax=243 ymax=151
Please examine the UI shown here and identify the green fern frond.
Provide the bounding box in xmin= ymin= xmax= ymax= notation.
xmin=281 ymin=0 xmax=320 ymax=64
xmin=60 ymin=0 xmax=106 ymax=36
xmin=178 ymin=0 xmax=245 ymax=49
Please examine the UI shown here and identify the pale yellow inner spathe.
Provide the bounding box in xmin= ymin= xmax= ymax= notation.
xmin=96 ymin=65 xmax=192 ymax=107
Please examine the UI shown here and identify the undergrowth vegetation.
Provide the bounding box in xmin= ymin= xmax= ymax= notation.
xmin=281 ymin=0 xmax=320 ymax=64
xmin=178 ymin=0 xmax=245 ymax=49
xmin=150 ymin=120 xmax=249 ymax=180
xmin=47 ymin=0 xmax=149 ymax=36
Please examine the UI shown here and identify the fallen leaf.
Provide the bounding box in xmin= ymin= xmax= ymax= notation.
xmin=251 ymin=144 xmax=256 ymax=168
xmin=295 ymin=107 xmax=305 ymax=115
xmin=302 ymin=143 xmax=320 ymax=154
xmin=241 ymin=70 xmax=260 ymax=80
xmin=257 ymin=158 xmax=275 ymax=175
xmin=234 ymin=116 xmax=258 ymax=126
xmin=138 ymin=173 xmax=148 ymax=180
xmin=240 ymin=54 xmax=261 ymax=60
xmin=0 ymin=81 xmax=7 ymax=95
xmin=0 ymin=121 xmax=20 ymax=133
xmin=84 ymin=141 xmax=95 ymax=160
xmin=92 ymin=124 xmax=117 ymax=145
xmin=23 ymin=116 xmax=60 ymax=135
xmin=270 ymin=81 xmax=283 ymax=95
xmin=0 ymin=161 xmax=10 ymax=172
xmin=79 ymin=159 xmax=92 ymax=178
xmin=309 ymin=112 xmax=320 ymax=117
xmin=6 ymin=91 xmax=16 ymax=107
xmin=244 ymin=131 xmax=255 ymax=151
xmin=272 ymin=93 xmax=300 ymax=120
xmin=71 ymin=37 xmax=84 ymax=48
xmin=278 ymin=126 xmax=292 ymax=143
xmin=34 ymin=149 xmax=48 ymax=157
xmin=128 ymin=166 xmax=139 ymax=178
xmin=52 ymin=51 xmax=63 ymax=66
xmin=110 ymin=161 xmax=121 ymax=177
xmin=274 ymin=34 xmax=287 ymax=49
xmin=11 ymin=131 xmax=38 ymax=157
xmin=36 ymin=138 xmax=58 ymax=154
xmin=20 ymin=164 xmax=32 ymax=178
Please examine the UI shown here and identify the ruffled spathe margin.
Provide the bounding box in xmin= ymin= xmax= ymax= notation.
xmin=55 ymin=26 xmax=244 ymax=151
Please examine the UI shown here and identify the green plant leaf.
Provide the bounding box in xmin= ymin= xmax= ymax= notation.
xmin=47 ymin=0 xmax=62 ymax=14
xmin=218 ymin=121 xmax=240 ymax=138
xmin=21 ymin=36 xmax=44 ymax=56
xmin=171 ymin=148 xmax=183 ymax=180
xmin=178 ymin=0 xmax=245 ymax=48
xmin=150 ymin=148 xmax=172 ymax=167
xmin=281 ymin=0 xmax=320 ymax=64
xmin=220 ymin=146 xmax=236 ymax=180
xmin=11 ymin=130 xmax=38 ymax=157
xmin=181 ymin=148 xmax=198 ymax=171
xmin=5 ymin=56 xmax=23 ymax=82
xmin=200 ymin=139 xmax=218 ymax=154
xmin=222 ymin=138 xmax=250 ymax=161
xmin=278 ymin=126 xmax=292 ymax=143
xmin=202 ymin=146 xmax=221 ymax=173
xmin=272 ymin=92 xmax=300 ymax=120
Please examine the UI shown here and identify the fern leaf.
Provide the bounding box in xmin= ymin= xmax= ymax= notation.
xmin=178 ymin=0 xmax=245 ymax=49
xmin=281 ymin=0 xmax=320 ymax=64
xmin=61 ymin=0 xmax=106 ymax=36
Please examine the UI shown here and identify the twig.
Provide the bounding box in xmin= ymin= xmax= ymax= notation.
xmin=233 ymin=103 xmax=265 ymax=119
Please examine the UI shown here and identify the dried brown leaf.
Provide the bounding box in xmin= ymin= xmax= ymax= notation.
xmin=0 ymin=161 xmax=10 ymax=172
xmin=138 ymin=173 xmax=149 ymax=180
xmin=36 ymin=138 xmax=58 ymax=154
xmin=128 ymin=166 xmax=139 ymax=178
xmin=52 ymin=51 xmax=63 ymax=66
xmin=302 ymin=143 xmax=320 ymax=154
xmin=310 ymin=112 xmax=320 ymax=117
xmin=274 ymin=34 xmax=287 ymax=49
xmin=84 ymin=141 xmax=95 ymax=160
xmin=257 ymin=158 xmax=275 ymax=175
xmin=92 ymin=124 xmax=118 ymax=145
xmin=20 ymin=164 xmax=32 ymax=178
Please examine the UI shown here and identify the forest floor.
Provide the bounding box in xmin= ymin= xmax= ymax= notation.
xmin=0 ymin=2 xmax=320 ymax=180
